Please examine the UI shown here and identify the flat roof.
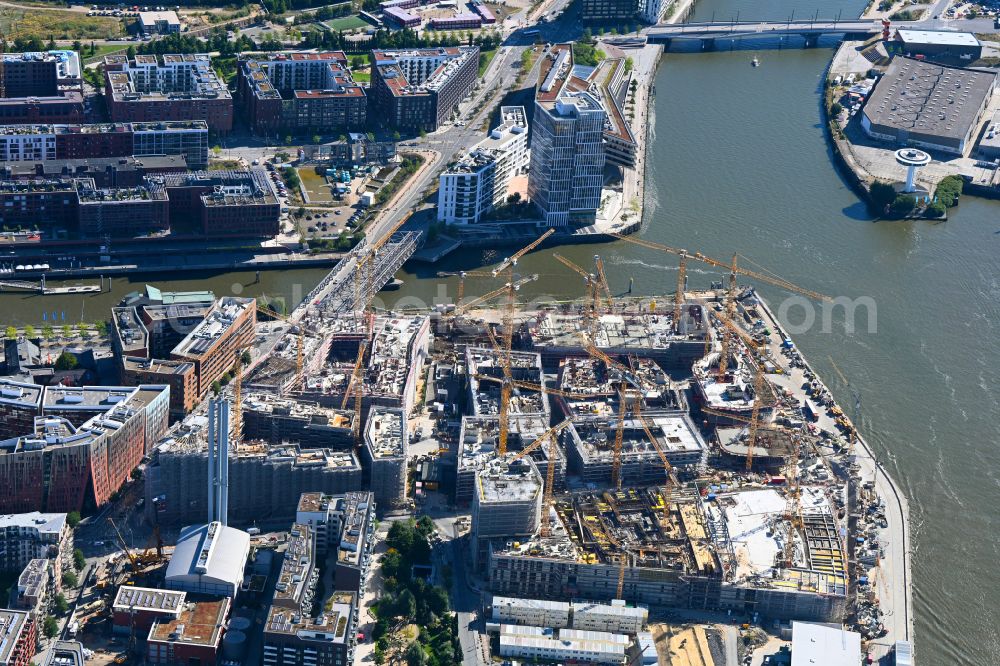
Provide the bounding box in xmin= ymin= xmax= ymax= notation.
xmin=895 ymin=29 xmax=980 ymax=47
xmin=113 ymin=586 xmax=186 ymax=613
xmin=0 ymin=610 xmax=30 ymax=665
xmin=863 ymin=57 xmax=996 ymax=142
xmin=0 ymin=511 xmax=67 ymax=534
xmin=790 ymin=622 xmax=862 ymax=665
xmin=148 ymin=598 xmax=229 ymax=648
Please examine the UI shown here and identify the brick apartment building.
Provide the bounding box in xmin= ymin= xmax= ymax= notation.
xmin=105 ymin=54 xmax=233 ymax=133
xmin=160 ymin=170 xmax=281 ymax=237
xmin=236 ymin=52 xmax=367 ymax=135
xmin=0 ymin=610 xmax=36 ymax=666
xmin=168 ymin=297 xmax=256 ymax=399
xmin=370 ymin=47 xmax=478 ymax=132
xmin=0 ymin=51 xmax=85 ymax=124
xmin=0 ymin=383 xmax=170 ymax=514
xmin=0 ymin=122 xmax=209 ymax=169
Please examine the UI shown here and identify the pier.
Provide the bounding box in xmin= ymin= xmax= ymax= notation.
xmin=0 ymin=278 xmax=101 ymax=295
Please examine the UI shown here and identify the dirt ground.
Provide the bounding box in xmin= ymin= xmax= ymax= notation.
xmin=651 ymin=623 xmax=717 ymax=666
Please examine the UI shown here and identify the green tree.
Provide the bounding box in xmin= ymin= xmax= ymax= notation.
xmin=62 ymin=571 xmax=78 ymax=588
xmin=23 ymin=325 xmax=35 ymax=339
xmin=212 ymin=145 xmax=222 ymax=157
xmin=42 ymin=324 xmax=54 ymax=340
xmin=76 ymin=322 xmax=89 ymax=336
xmin=926 ymin=201 xmax=947 ymax=218
xmin=94 ymin=320 xmax=108 ymax=337
xmin=935 ymin=175 xmax=963 ymax=207
xmin=405 ymin=642 xmax=426 ymax=666
xmin=830 ymin=102 xmax=843 ymax=116
xmin=54 ymin=352 xmax=78 ymax=371
xmin=67 ymin=512 xmax=81 ymax=529
xmin=211 ymin=380 xmax=222 ymax=395
xmin=285 ymin=135 xmax=294 ymax=145
xmin=43 ymin=616 xmax=59 ymax=638
xmin=4 ymin=326 xmax=16 ymax=340
xmin=240 ymin=350 xmax=252 ymax=366
xmin=73 ymin=548 xmax=86 ymax=571
xmin=869 ymin=181 xmax=897 ymax=211
xmin=312 ymin=134 xmax=322 ymax=145
xmin=126 ymin=45 xmax=137 ymax=59
xmin=392 ymin=131 xmax=401 ymax=141
xmin=373 ymin=646 xmax=385 ymax=665
xmin=890 ymin=194 xmax=916 ymax=217
xmin=61 ymin=324 xmax=72 ymax=338
xmin=72 ymin=40 xmax=82 ymax=54
xmin=54 ymin=593 xmax=68 ymax=614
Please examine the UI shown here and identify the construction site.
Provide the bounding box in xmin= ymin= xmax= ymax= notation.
xmin=118 ymin=227 xmax=903 ymax=658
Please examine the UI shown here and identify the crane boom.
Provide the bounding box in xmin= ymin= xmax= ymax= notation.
xmin=492 ymin=228 xmax=554 ymax=275
xmin=507 ymin=419 xmax=572 ymax=463
xmin=593 ymin=255 xmax=614 ymax=311
xmin=109 ymin=517 xmax=138 ymax=571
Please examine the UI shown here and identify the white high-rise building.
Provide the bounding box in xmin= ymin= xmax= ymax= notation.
xmin=437 ymin=106 xmax=529 ymax=225
xmin=528 ymin=45 xmax=607 ymax=228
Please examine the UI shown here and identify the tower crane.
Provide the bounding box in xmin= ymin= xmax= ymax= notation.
xmin=256 ymin=301 xmax=304 ymax=390
xmin=553 ymin=253 xmax=601 ymax=339
xmin=231 ymin=348 xmax=249 ymax=447
xmin=478 ymin=230 xmax=554 ymax=457
xmin=634 ymin=405 xmax=676 ymax=529
xmin=593 ymin=255 xmax=614 ymax=312
xmin=828 ymin=355 xmax=862 ymax=455
xmin=508 ymin=419 xmax=573 ymax=537
xmin=608 ymin=233 xmax=828 ymax=378
xmin=781 ymin=434 xmax=804 ymax=568
xmin=436 ymin=270 xmax=495 ymax=312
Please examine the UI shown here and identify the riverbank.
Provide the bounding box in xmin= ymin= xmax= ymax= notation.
xmin=754 ymin=295 xmax=913 ymax=661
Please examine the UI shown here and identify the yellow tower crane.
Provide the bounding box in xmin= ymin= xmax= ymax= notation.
xmin=508 ymin=419 xmax=573 ymax=538
xmin=593 ymin=254 xmax=614 ymax=312
xmin=608 ymin=233 xmax=828 ymax=378
xmin=781 ymin=434 xmax=804 ymax=568
xmin=553 ymin=253 xmax=601 ymax=339
xmin=436 ymin=270 xmax=495 ymax=312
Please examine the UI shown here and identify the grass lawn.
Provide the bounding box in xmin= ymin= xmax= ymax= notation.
xmin=324 ymin=14 xmax=369 ymax=31
xmin=352 ymin=69 xmax=370 ymax=83
xmin=0 ymin=7 xmax=124 ymax=40
xmin=82 ymin=43 xmax=129 ymax=63
xmin=478 ymin=48 xmax=497 ymax=76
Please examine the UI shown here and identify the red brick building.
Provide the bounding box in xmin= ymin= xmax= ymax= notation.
xmin=0 ymin=609 xmax=36 ymax=666
xmin=147 ymin=598 xmax=230 ymax=666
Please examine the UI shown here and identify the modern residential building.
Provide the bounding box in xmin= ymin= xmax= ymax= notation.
xmin=75 ymin=177 xmax=170 ymax=237
xmin=0 ymin=51 xmax=84 ymax=124
xmin=295 ymin=492 xmax=375 ymax=591
xmin=164 ymin=522 xmax=251 ymax=598
xmin=370 ymin=47 xmax=479 ymax=132
xmin=638 ymin=0 xmax=667 ymax=22
xmin=313 ymin=132 xmax=397 ymax=168
xmin=362 ymin=408 xmax=407 ymax=511
xmin=104 ymin=54 xmax=233 ymax=133
xmin=437 ymin=105 xmax=530 ymax=225
xmin=0 ymin=384 xmax=169 ymax=514
xmin=0 ymin=155 xmax=188 ymax=187
xmin=528 ymin=45 xmax=607 ymax=227
xmin=169 ymin=297 xmax=256 ymax=399
xmin=861 ymin=56 xmax=997 ymax=155
xmin=146 ymin=597 xmax=230 ymax=666
xmin=0 ymin=512 xmax=71 ymax=575
xmin=0 ymin=121 xmax=209 ymax=169
xmin=262 ymin=519 xmax=359 ymax=666
xmin=236 ymin=52 xmax=367 ymax=135
xmin=10 ymin=559 xmax=56 ymax=616
xmin=42 ymin=642 xmax=85 ymax=666
xmin=0 ymin=609 xmax=36 ymax=666
xmin=496 ymin=624 xmax=630 ymax=664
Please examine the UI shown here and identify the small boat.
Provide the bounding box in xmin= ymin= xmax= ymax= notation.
xmin=382 ymin=278 xmax=405 ymax=291
xmin=751 ymin=56 xmax=760 ymax=67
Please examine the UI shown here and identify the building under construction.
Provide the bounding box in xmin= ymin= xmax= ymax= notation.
xmin=522 ymin=308 xmax=708 ymax=372
xmin=456 ymin=414 xmax=565 ymax=505
xmin=554 ymin=356 xmax=687 ymax=419
xmin=472 ymin=457 xmax=543 ymax=568
xmin=564 ymin=413 xmax=707 ymax=487
xmin=487 ymin=484 xmax=848 ymax=623
xmin=361 ymin=408 xmax=408 ymax=511
xmin=466 ymin=347 xmax=548 ymax=417
xmin=241 ymin=392 xmax=355 ymax=449
xmin=144 ymin=423 xmax=362 ymax=526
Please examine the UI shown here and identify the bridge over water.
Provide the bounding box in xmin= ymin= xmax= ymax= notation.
xmin=645 ymin=18 xmax=914 ymax=49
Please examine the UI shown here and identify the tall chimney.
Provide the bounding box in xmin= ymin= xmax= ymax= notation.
xmin=206 ymin=398 xmax=231 ymax=525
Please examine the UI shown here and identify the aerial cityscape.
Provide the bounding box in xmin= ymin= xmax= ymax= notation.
xmin=0 ymin=0 xmax=998 ymax=663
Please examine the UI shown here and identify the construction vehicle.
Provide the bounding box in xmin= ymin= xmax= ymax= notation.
xmin=108 ymin=517 xmax=139 ymax=572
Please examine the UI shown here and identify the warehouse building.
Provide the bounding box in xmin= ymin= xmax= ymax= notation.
xmin=892 ymin=29 xmax=982 ymax=62
xmin=861 ymin=57 xmax=997 ymax=155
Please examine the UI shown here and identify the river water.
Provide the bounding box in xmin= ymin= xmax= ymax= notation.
xmin=6 ymin=0 xmax=999 ymax=659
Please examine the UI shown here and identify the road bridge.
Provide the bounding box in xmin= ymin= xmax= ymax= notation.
xmin=645 ymin=18 xmax=891 ymax=48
